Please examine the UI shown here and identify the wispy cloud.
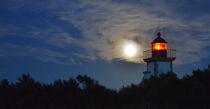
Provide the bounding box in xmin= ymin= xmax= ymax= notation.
xmin=51 ymin=0 xmax=210 ymax=64
xmin=1 ymin=0 xmax=210 ymax=64
xmin=0 ymin=43 xmax=77 ymax=65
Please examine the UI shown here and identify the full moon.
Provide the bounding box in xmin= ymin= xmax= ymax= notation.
xmin=124 ymin=43 xmax=137 ymax=57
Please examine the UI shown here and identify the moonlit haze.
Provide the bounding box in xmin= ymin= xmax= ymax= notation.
xmin=122 ymin=40 xmax=141 ymax=62
xmin=124 ymin=43 xmax=137 ymax=58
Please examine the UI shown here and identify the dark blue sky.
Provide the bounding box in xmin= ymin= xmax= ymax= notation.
xmin=0 ymin=0 xmax=210 ymax=89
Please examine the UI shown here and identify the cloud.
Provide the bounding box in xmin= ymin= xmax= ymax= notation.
xmin=51 ymin=0 xmax=210 ymax=64
xmin=1 ymin=0 xmax=210 ymax=64
xmin=0 ymin=43 xmax=77 ymax=65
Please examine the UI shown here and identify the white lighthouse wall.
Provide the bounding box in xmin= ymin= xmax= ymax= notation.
xmin=143 ymin=62 xmax=171 ymax=80
xmin=157 ymin=62 xmax=171 ymax=74
xmin=148 ymin=63 xmax=154 ymax=74
xmin=143 ymin=63 xmax=155 ymax=79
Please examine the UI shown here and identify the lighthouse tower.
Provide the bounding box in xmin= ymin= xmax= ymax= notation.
xmin=143 ymin=32 xmax=176 ymax=79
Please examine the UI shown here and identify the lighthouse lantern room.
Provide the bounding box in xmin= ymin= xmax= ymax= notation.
xmin=143 ymin=32 xmax=176 ymax=79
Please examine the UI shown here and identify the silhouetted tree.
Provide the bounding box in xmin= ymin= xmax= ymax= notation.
xmin=1 ymin=65 xmax=210 ymax=109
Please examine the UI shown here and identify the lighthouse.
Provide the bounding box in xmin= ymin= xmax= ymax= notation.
xmin=143 ymin=32 xmax=176 ymax=79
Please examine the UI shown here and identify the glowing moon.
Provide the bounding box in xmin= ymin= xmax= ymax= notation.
xmin=123 ymin=43 xmax=137 ymax=57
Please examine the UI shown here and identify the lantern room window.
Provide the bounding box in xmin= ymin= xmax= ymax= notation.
xmin=152 ymin=43 xmax=167 ymax=51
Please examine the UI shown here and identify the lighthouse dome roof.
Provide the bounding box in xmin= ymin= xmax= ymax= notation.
xmin=152 ymin=32 xmax=167 ymax=43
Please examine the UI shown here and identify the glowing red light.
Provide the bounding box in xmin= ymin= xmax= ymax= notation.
xmin=152 ymin=43 xmax=167 ymax=51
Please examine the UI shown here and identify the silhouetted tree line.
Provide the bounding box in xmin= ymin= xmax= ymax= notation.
xmin=1 ymin=65 xmax=210 ymax=109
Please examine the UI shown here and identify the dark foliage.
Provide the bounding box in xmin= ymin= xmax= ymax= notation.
xmin=1 ymin=66 xmax=210 ymax=109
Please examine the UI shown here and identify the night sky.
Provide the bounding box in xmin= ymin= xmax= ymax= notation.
xmin=0 ymin=0 xmax=210 ymax=89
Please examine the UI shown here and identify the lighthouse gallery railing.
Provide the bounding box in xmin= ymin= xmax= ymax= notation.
xmin=143 ymin=49 xmax=176 ymax=59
